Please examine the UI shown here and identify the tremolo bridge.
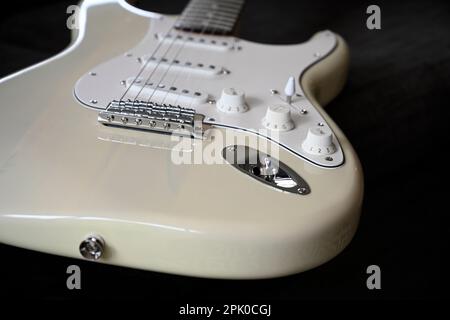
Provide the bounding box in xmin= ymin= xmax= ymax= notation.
xmin=98 ymin=100 xmax=205 ymax=138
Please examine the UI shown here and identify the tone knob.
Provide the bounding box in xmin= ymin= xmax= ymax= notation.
xmin=217 ymin=88 xmax=248 ymax=113
xmin=302 ymin=126 xmax=336 ymax=155
xmin=262 ymin=105 xmax=294 ymax=131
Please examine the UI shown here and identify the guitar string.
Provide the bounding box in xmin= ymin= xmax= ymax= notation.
xmin=145 ymin=6 xmax=219 ymax=106
xmin=133 ymin=0 xmax=213 ymax=104
xmin=187 ymin=3 xmax=242 ymax=109
xmin=121 ymin=0 xmax=242 ymax=106
xmin=128 ymin=23 xmax=184 ymax=102
xmin=168 ymin=8 xmax=233 ymax=108
xmin=143 ymin=21 xmax=204 ymax=105
xmin=153 ymin=23 xmax=223 ymax=106
xmin=118 ymin=14 xmax=184 ymax=102
xmin=154 ymin=0 xmax=243 ymax=107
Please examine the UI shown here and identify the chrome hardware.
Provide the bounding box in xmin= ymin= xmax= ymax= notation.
xmin=79 ymin=235 xmax=105 ymax=261
xmin=98 ymin=100 xmax=206 ymax=139
xmin=222 ymin=145 xmax=311 ymax=195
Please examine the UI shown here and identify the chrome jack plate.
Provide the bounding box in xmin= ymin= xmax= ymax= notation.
xmin=222 ymin=145 xmax=311 ymax=195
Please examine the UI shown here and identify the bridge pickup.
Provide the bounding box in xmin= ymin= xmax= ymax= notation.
xmin=98 ymin=100 xmax=205 ymax=139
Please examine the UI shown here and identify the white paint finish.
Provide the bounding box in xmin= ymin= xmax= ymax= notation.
xmin=0 ymin=0 xmax=363 ymax=279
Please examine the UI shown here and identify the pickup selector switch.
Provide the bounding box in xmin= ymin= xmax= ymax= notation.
xmin=302 ymin=126 xmax=336 ymax=155
xmin=217 ymin=88 xmax=248 ymax=113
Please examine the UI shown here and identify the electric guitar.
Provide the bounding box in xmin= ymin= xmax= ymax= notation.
xmin=0 ymin=0 xmax=363 ymax=279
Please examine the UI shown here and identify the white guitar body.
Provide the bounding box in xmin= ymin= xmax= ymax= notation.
xmin=0 ymin=0 xmax=363 ymax=279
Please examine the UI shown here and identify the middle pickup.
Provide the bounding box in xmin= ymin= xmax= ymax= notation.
xmin=139 ymin=55 xmax=225 ymax=77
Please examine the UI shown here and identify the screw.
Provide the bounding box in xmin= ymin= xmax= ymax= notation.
xmin=79 ymin=236 xmax=105 ymax=261
xmin=298 ymin=187 xmax=307 ymax=194
xmin=270 ymin=89 xmax=279 ymax=95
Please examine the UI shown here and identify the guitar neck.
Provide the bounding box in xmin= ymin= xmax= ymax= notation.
xmin=175 ymin=0 xmax=245 ymax=35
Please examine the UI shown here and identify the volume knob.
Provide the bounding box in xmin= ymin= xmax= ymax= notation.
xmin=217 ymin=88 xmax=248 ymax=113
xmin=262 ymin=105 xmax=294 ymax=131
xmin=302 ymin=126 xmax=336 ymax=155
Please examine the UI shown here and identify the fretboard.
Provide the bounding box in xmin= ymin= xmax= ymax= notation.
xmin=175 ymin=0 xmax=245 ymax=35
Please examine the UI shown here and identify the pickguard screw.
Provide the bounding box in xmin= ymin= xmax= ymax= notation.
xmin=90 ymin=99 xmax=98 ymax=104
xmin=221 ymin=68 xmax=231 ymax=75
xmin=300 ymin=109 xmax=308 ymax=114
xmin=208 ymin=99 xmax=216 ymax=104
xmin=120 ymin=80 xmax=126 ymax=86
xmin=89 ymin=72 xmax=96 ymax=76
xmin=270 ymin=89 xmax=279 ymax=95
xmin=314 ymin=52 xmax=322 ymax=58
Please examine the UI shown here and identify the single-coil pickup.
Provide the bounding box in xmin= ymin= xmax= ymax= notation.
xmin=124 ymin=77 xmax=208 ymax=105
xmin=139 ymin=54 xmax=226 ymax=76
xmin=155 ymin=32 xmax=236 ymax=51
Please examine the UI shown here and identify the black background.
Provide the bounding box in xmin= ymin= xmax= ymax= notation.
xmin=0 ymin=0 xmax=448 ymax=301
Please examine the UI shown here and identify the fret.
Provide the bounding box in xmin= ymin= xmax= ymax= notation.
xmin=186 ymin=7 xmax=240 ymax=16
xmin=180 ymin=13 xmax=237 ymax=24
xmin=180 ymin=20 xmax=234 ymax=30
xmin=184 ymin=7 xmax=241 ymax=17
xmin=188 ymin=4 xmax=242 ymax=13
xmin=176 ymin=0 xmax=245 ymax=34
xmin=181 ymin=14 xmax=236 ymax=24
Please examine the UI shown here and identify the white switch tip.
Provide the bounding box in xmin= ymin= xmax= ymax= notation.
xmin=284 ymin=76 xmax=296 ymax=97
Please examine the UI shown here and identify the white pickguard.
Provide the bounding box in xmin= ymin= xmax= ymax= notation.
xmin=74 ymin=16 xmax=343 ymax=167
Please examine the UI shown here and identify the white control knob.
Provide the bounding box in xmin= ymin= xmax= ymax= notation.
xmin=302 ymin=126 xmax=336 ymax=155
xmin=262 ymin=105 xmax=294 ymax=131
xmin=217 ymin=88 xmax=248 ymax=113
